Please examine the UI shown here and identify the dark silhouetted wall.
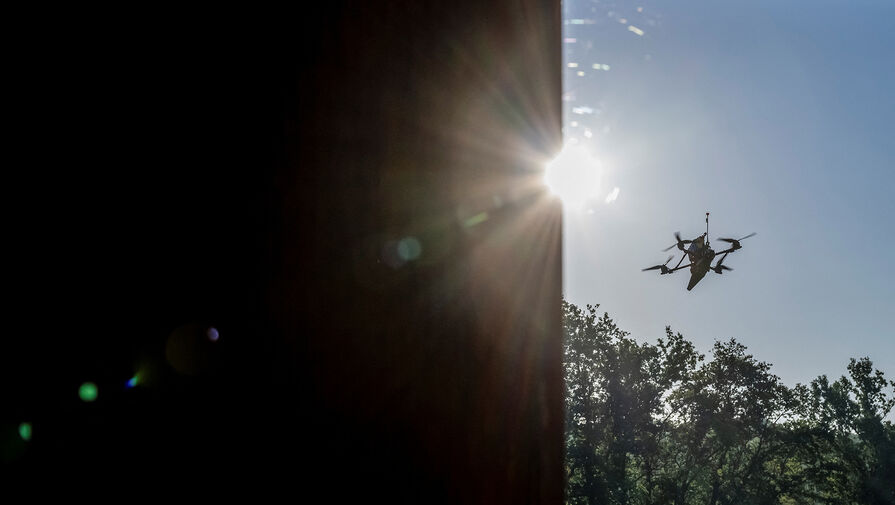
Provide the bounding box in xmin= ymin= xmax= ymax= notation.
xmin=5 ymin=2 xmax=562 ymax=501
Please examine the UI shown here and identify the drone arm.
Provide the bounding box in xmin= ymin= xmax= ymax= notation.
xmin=668 ymin=262 xmax=693 ymax=273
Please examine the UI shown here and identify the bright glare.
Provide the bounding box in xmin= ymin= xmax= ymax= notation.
xmin=605 ymin=187 xmax=620 ymax=204
xmin=544 ymin=144 xmax=602 ymax=208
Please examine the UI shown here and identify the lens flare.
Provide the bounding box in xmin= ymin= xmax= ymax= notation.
xmin=79 ymin=382 xmax=98 ymax=402
xmin=605 ymin=187 xmax=620 ymax=204
xmin=18 ymin=422 xmax=32 ymax=442
xmin=397 ymin=237 xmax=422 ymax=261
xmin=544 ymin=144 xmax=602 ymax=208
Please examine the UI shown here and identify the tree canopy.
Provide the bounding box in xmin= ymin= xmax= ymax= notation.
xmin=563 ymin=300 xmax=895 ymax=505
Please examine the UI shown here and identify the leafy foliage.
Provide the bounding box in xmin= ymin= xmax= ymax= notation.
xmin=563 ymin=300 xmax=895 ymax=505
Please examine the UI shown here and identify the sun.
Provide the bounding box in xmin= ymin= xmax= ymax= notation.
xmin=544 ymin=143 xmax=602 ymax=208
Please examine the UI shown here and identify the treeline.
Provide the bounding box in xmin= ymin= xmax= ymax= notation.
xmin=563 ymin=301 xmax=895 ymax=505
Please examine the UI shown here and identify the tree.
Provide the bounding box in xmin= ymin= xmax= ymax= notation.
xmin=792 ymin=358 xmax=895 ymax=504
xmin=562 ymin=302 xmax=671 ymax=505
xmin=561 ymin=299 xmax=895 ymax=505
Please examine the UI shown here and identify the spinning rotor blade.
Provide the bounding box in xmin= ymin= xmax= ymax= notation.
xmin=719 ymin=232 xmax=756 ymax=249
xmin=712 ymin=264 xmax=733 ymax=274
xmin=712 ymin=252 xmax=734 ymax=274
xmin=662 ymin=232 xmax=692 ymax=252
xmin=642 ymin=255 xmax=674 ymax=272
xmin=719 ymin=232 xmax=756 ymax=244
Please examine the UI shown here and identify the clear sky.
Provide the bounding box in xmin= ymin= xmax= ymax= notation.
xmin=557 ymin=0 xmax=894 ymax=390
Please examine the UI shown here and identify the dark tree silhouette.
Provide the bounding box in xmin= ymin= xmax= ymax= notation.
xmin=563 ymin=300 xmax=895 ymax=505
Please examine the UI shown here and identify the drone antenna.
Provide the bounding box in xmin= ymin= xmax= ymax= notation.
xmin=705 ymin=212 xmax=710 ymax=246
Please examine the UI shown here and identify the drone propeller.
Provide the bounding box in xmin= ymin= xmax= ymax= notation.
xmin=643 ymin=255 xmax=675 ymax=274
xmin=712 ymin=254 xmax=733 ymax=274
xmin=662 ymin=232 xmax=692 ymax=252
xmin=718 ymin=232 xmax=756 ymax=250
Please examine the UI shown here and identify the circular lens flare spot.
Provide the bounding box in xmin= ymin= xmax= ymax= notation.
xmin=18 ymin=422 xmax=32 ymax=442
xmin=79 ymin=382 xmax=98 ymax=402
xmin=397 ymin=237 xmax=422 ymax=261
xmin=544 ymin=144 xmax=602 ymax=208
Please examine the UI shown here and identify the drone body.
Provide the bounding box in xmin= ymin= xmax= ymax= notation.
xmin=642 ymin=213 xmax=755 ymax=291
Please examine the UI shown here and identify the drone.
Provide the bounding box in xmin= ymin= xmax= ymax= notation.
xmin=642 ymin=213 xmax=755 ymax=291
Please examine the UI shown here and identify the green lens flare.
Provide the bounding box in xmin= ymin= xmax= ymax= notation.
xmin=463 ymin=212 xmax=489 ymax=228
xmin=397 ymin=237 xmax=422 ymax=261
xmin=18 ymin=422 xmax=32 ymax=441
xmin=79 ymin=382 xmax=98 ymax=402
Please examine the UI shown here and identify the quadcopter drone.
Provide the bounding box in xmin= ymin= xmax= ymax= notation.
xmin=643 ymin=213 xmax=755 ymax=291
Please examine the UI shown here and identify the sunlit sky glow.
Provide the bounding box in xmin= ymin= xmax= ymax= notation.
xmin=545 ymin=143 xmax=603 ymax=208
xmin=561 ymin=0 xmax=894 ymax=393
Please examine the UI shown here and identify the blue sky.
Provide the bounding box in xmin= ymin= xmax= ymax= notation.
xmin=559 ymin=0 xmax=894 ymax=390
